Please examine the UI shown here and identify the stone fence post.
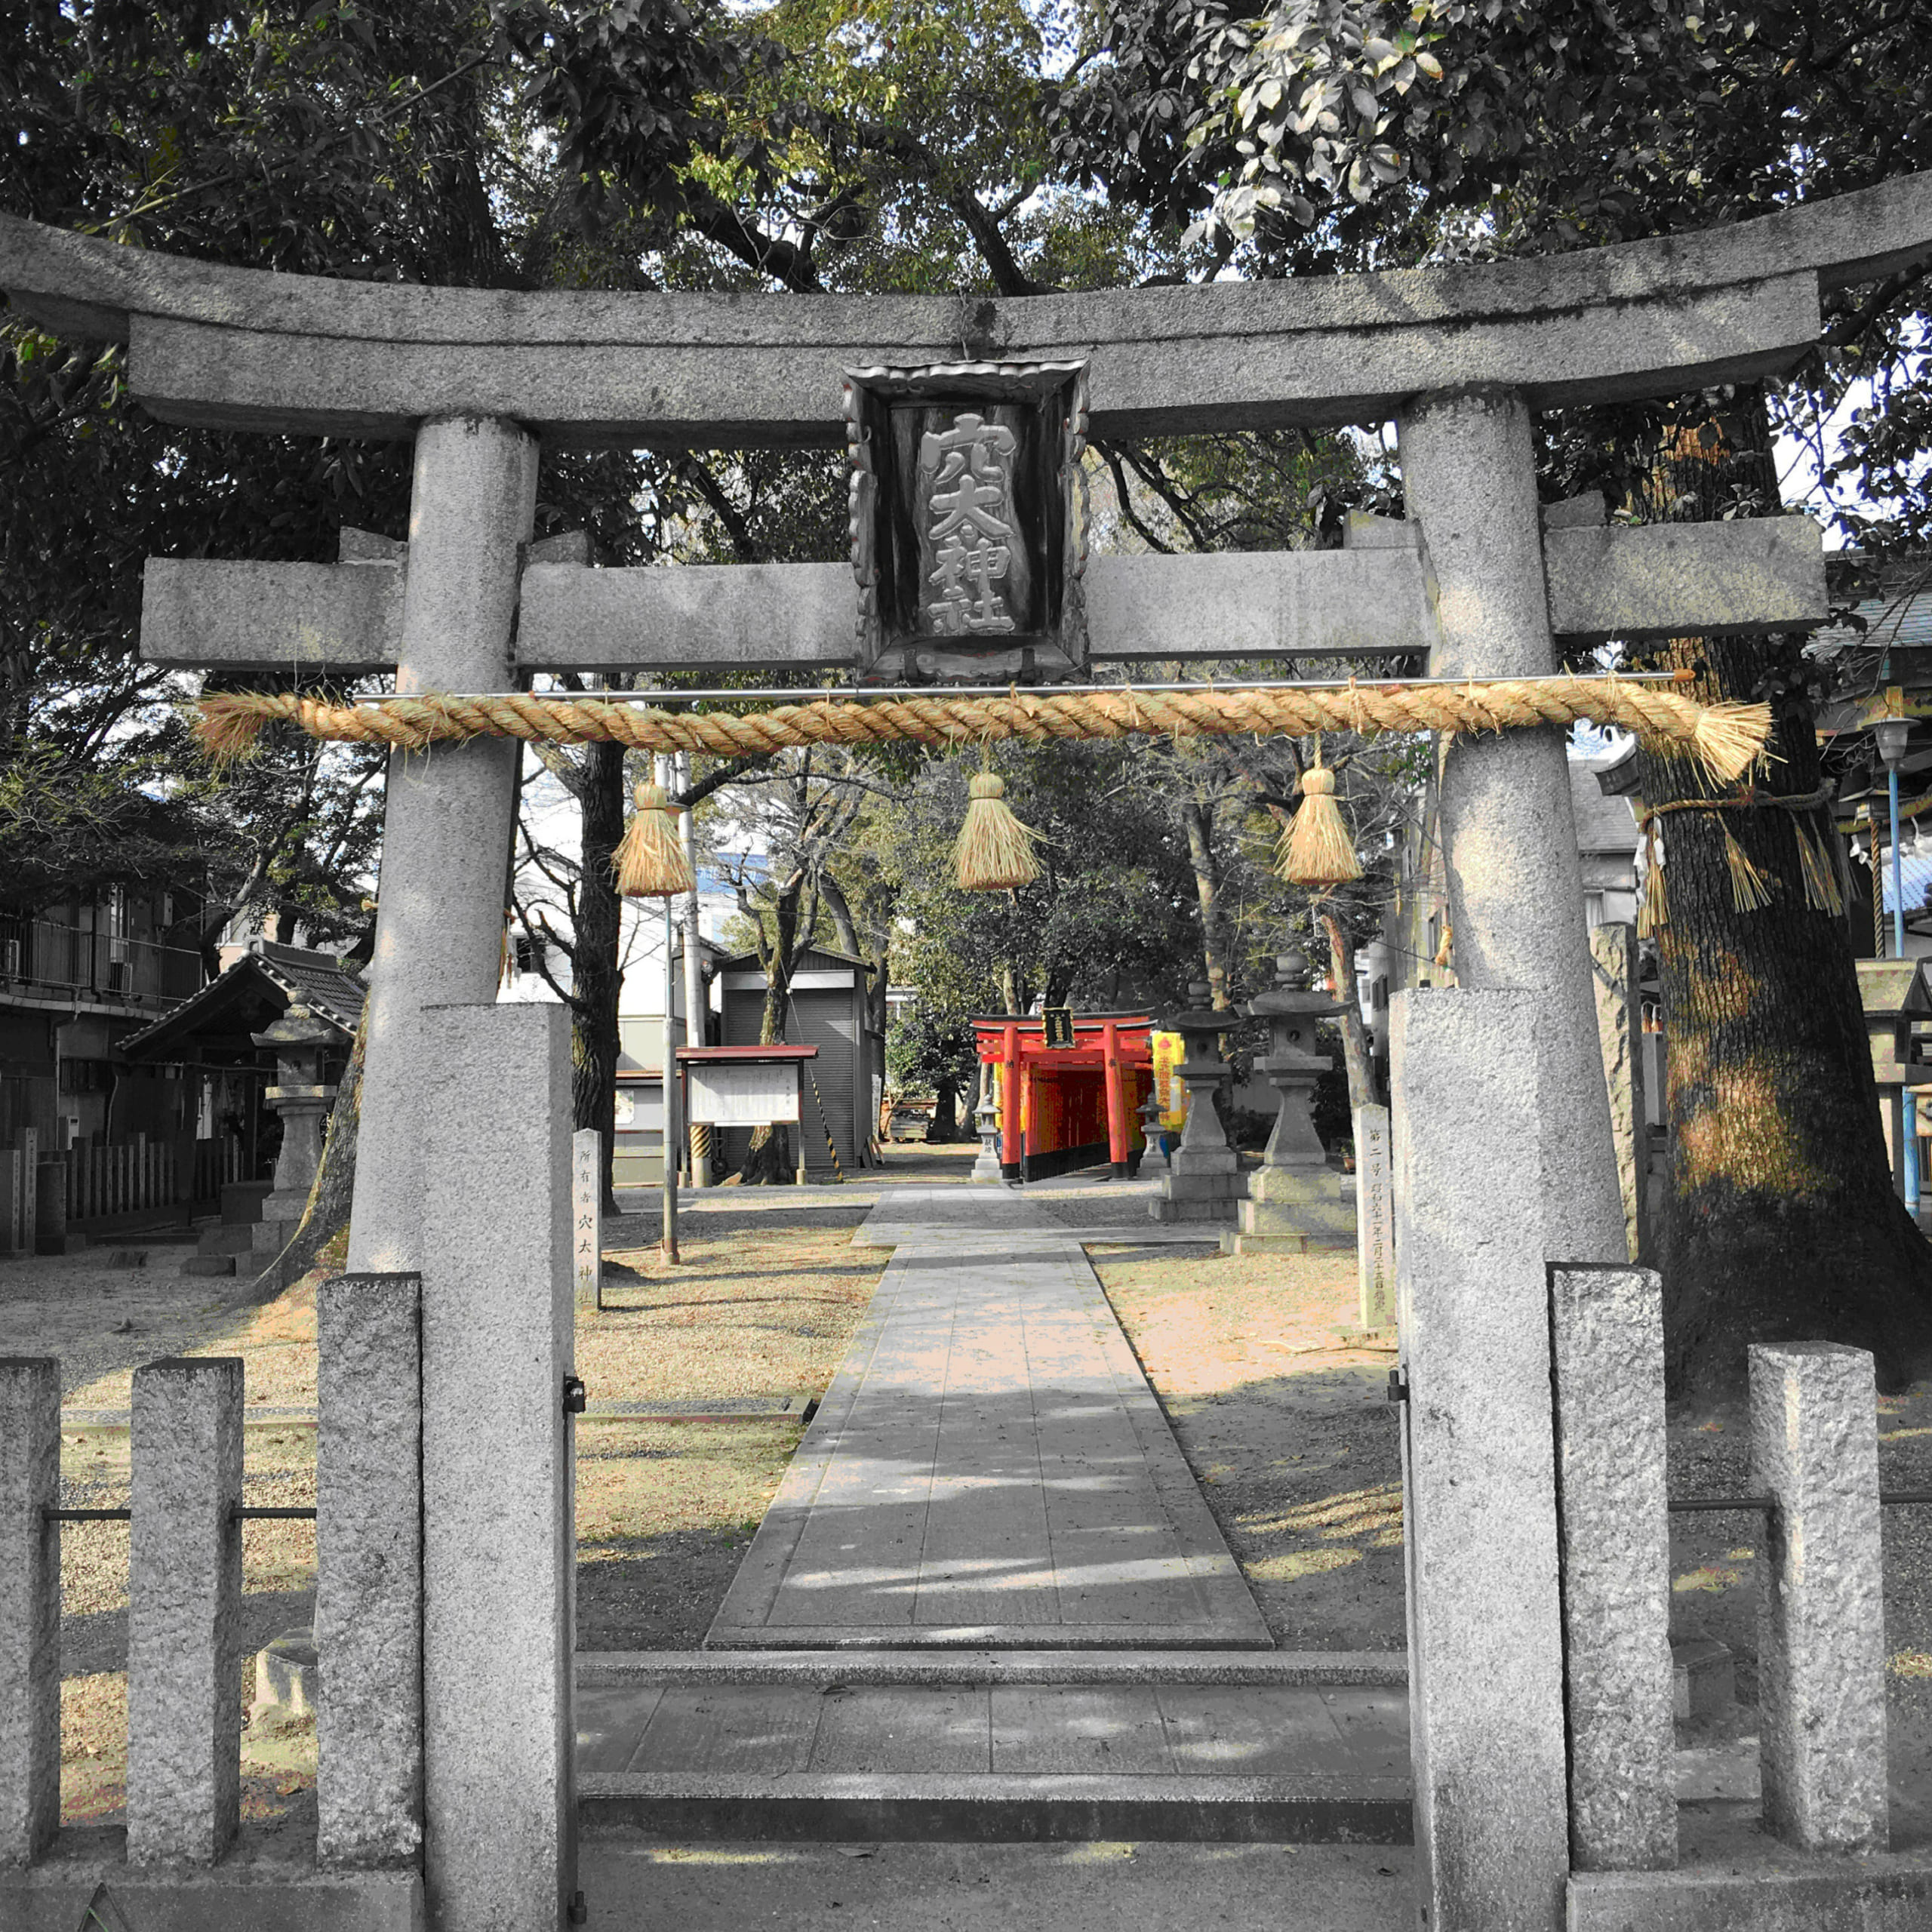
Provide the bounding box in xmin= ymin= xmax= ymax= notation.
xmin=420 ymin=1003 xmax=577 ymax=1930
xmin=1751 ymin=1341 xmax=1889 ymax=1852
xmin=127 ymin=1356 xmax=243 ymax=1866
xmin=1549 ymin=1264 xmax=1675 ymax=1870
xmin=318 ymin=1272 xmax=423 ymax=1868
xmin=1392 ymin=988 xmax=1568 ymax=1932
xmin=0 ymin=1358 xmax=59 ymax=1865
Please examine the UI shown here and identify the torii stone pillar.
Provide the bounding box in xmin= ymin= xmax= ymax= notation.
xmin=1399 ymin=390 xmax=1627 ymax=1263
xmin=346 ymin=417 xmax=537 ymax=1275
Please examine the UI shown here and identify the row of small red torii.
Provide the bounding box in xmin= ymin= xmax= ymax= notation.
xmin=974 ymin=1013 xmax=1156 ymax=1182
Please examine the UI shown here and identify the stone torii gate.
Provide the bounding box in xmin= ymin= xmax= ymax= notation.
xmin=3 ymin=175 xmax=1928 ymax=1932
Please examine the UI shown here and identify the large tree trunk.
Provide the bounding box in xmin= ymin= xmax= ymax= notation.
xmin=1318 ymin=905 xmax=1380 ymax=1112
xmin=1632 ymin=395 xmax=1932 ymax=1397
xmin=274 ymin=1008 xmax=365 ymax=1290
xmin=929 ymin=1072 xmax=961 ymax=1142
xmin=1180 ymin=795 xmax=1234 ymax=1008
xmin=740 ymin=874 xmax=802 ymax=1184
xmin=573 ymin=740 xmax=626 ymax=1214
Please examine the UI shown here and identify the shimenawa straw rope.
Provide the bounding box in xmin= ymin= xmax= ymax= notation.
xmin=192 ymin=675 xmax=1773 ymax=783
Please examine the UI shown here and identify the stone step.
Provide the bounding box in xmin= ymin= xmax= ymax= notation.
xmin=575 ymin=1667 xmax=1412 ymax=1845
xmin=196 ymin=1223 xmax=258 ymax=1257
xmin=577 ymin=1650 xmax=1407 ymax=1690
xmin=179 ymin=1254 xmax=236 ymax=1276
xmin=219 ymin=1178 xmax=274 ymax=1225
xmin=577 ymin=1769 xmax=1411 ymax=1845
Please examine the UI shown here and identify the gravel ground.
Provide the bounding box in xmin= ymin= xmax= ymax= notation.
xmin=1089 ymin=1244 xmax=1405 ymax=1650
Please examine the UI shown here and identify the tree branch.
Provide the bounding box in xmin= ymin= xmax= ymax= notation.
xmin=849 ymin=121 xmax=1051 ymax=295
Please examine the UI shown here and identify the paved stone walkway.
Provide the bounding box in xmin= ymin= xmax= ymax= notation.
xmin=706 ymin=1187 xmax=1269 ymax=1649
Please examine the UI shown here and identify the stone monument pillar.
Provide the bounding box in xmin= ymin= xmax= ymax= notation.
xmin=1222 ymin=951 xmax=1356 ymax=1255
xmin=248 ymin=1003 xmax=340 ymax=1283
xmin=1151 ymin=984 xmax=1243 ymax=1224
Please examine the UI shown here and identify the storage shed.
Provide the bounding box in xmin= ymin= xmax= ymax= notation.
xmin=715 ymin=946 xmax=882 ymax=1180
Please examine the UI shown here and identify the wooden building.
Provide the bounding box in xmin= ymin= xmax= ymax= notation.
xmin=715 ymin=946 xmax=883 ymax=1180
xmin=115 ymin=940 xmax=362 ymax=1205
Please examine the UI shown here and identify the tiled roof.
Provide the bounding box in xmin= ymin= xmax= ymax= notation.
xmin=1569 ymin=757 xmax=1641 ymax=856
xmin=118 ymin=943 xmax=363 ymax=1059
xmin=251 ymin=941 xmax=366 ymax=1033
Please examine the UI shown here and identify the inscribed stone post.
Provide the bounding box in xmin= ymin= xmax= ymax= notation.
xmin=316 ymin=1272 xmax=423 ymax=1868
xmin=346 ymin=417 xmax=537 ymax=1277
xmin=18 ymin=1132 xmax=33 ymax=1255
xmin=0 ymin=1149 xmax=21 ymax=1256
xmin=1751 ymin=1341 xmax=1888 ymax=1852
xmin=1548 ymin=1265 xmax=1675 ymax=1871
xmin=0 ymin=1358 xmax=58 ymax=1865
xmin=127 ymin=1356 xmax=243 ymax=1866
xmin=1353 ymin=1105 xmax=1395 ymax=1334
xmin=420 ymin=1004 xmax=576 ymax=1930
xmin=1589 ymin=922 xmax=1648 ymax=1263
xmin=1392 ymin=989 xmax=1568 ymax=1932
xmin=1398 ymin=391 xmax=1626 ymax=1267
xmin=572 ymin=1128 xmax=602 ymax=1314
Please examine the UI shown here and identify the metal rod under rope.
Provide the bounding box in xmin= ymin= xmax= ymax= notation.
xmin=337 ymin=669 xmax=1700 ymax=709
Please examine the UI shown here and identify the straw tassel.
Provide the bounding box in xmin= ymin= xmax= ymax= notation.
xmin=1721 ymin=824 xmax=1774 ymax=913
xmin=955 ymin=772 xmax=1041 ymax=891
xmin=1275 ymin=761 xmax=1361 ymax=886
xmin=614 ymin=781 xmax=694 ymax=897
xmin=1794 ymin=820 xmax=1844 ymax=915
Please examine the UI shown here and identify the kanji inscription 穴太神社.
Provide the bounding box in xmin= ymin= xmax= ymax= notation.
xmin=922 ymin=412 xmax=1019 ymax=636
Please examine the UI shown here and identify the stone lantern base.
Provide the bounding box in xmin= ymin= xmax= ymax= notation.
xmin=1150 ymin=1060 xmax=1247 ymax=1223
xmin=1219 ymin=1165 xmax=1358 ymax=1254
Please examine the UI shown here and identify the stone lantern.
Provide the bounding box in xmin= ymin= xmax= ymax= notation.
xmin=972 ymin=1078 xmax=1004 ymax=1184
xmin=250 ymin=1002 xmax=340 ymax=1261
xmin=1223 ymin=951 xmax=1356 ymax=1255
xmin=1138 ymin=1082 xmax=1168 ymax=1168
xmin=1150 ymin=982 xmax=1244 ymax=1224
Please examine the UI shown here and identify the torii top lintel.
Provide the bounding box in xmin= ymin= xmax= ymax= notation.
xmin=2 ymin=174 xmax=1929 ymax=448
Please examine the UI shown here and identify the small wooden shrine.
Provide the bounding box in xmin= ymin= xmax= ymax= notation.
xmin=971 ymin=1011 xmax=1155 ymax=1182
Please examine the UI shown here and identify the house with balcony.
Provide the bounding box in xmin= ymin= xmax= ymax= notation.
xmin=0 ymin=886 xmax=205 ymax=1158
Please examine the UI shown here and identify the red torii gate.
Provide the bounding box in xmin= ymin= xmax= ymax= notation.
xmin=972 ymin=1012 xmax=1155 ymax=1183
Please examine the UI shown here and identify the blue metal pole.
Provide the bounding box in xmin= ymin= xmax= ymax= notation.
xmin=1893 ymin=766 xmax=1920 ymax=1217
